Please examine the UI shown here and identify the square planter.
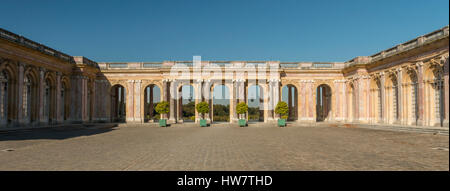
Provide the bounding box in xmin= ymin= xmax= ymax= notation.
xmin=278 ymin=119 xmax=286 ymax=127
xmin=159 ymin=119 xmax=167 ymax=127
xmin=200 ymin=119 xmax=207 ymax=127
xmin=238 ymin=119 xmax=247 ymax=127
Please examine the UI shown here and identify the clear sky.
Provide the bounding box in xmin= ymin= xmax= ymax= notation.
xmin=1 ymin=0 xmax=448 ymax=63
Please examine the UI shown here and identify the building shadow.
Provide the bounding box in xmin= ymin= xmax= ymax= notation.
xmin=0 ymin=123 xmax=119 ymax=141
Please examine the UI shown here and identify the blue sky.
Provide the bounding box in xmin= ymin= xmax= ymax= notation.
xmin=1 ymin=0 xmax=448 ymax=62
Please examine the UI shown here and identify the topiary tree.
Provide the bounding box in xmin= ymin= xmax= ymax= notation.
xmin=236 ymin=102 xmax=248 ymax=119
xmin=196 ymin=101 xmax=210 ymax=119
xmin=155 ymin=101 xmax=170 ymax=117
xmin=275 ymin=101 xmax=289 ymax=119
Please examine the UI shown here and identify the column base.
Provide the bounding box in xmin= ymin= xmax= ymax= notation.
xmin=168 ymin=118 xmax=176 ymax=124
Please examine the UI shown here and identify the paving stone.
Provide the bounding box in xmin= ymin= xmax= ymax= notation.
xmin=0 ymin=123 xmax=448 ymax=170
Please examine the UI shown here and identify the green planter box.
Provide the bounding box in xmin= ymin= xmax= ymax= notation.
xmin=278 ymin=119 xmax=286 ymax=127
xmin=200 ymin=119 xmax=207 ymax=127
xmin=238 ymin=119 xmax=247 ymax=127
xmin=159 ymin=119 xmax=167 ymax=127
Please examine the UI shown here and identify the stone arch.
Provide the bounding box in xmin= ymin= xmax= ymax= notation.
xmin=23 ymin=66 xmax=39 ymax=123
xmin=211 ymin=83 xmax=231 ymax=123
xmin=423 ymin=61 xmax=444 ymax=126
xmin=316 ymin=84 xmax=332 ymax=122
xmin=142 ymin=83 xmax=162 ymax=122
xmin=110 ymin=84 xmax=126 ymax=122
xmin=346 ymin=81 xmax=356 ymax=122
xmin=246 ymin=82 xmax=266 ymax=122
xmin=210 ymin=81 xmax=233 ymax=123
xmin=369 ymin=76 xmax=382 ymax=123
xmin=43 ymin=71 xmax=57 ymax=123
xmin=0 ymin=61 xmax=18 ymax=125
xmin=172 ymin=80 xmax=197 ymax=123
xmin=402 ymin=67 xmax=419 ymax=125
xmin=61 ymin=76 xmax=71 ymax=121
xmin=281 ymin=84 xmax=298 ymax=121
xmin=385 ymin=71 xmax=399 ymax=124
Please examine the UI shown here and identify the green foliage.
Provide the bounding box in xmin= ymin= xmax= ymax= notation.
xmin=281 ymin=115 xmax=288 ymax=119
xmin=213 ymin=104 xmax=230 ymax=122
xmin=275 ymin=101 xmax=289 ymax=117
xmin=190 ymin=116 xmax=195 ymax=121
xmin=248 ymin=114 xmax=260 ymax=120
xmin=155 ymin=101 xmax=170 ymax=115
xmin=248 ymin=107 xmax=259 ymax=115
xmin=182 ymin=101 xmax=195 ymax=118
xmin=196 ymin=101 xmax=210 ymax=119
xmin=236 ymin=102 xmax=248 ymax=114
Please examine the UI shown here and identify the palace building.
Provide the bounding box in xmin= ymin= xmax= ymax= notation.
xmin=0 ymin=26 xmax=448 ymax=128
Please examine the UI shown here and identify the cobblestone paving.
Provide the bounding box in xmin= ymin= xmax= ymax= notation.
xmin=0 ymin=123 xmax=448 ymax=170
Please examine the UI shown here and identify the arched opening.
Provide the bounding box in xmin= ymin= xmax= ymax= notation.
xmin=247 ymin=85 xmax=264 ymax=122
xmin=370 ymin=78 xmax=382 ymax=123
xmin=281 ymin=85 xmax=298 ymax=121
xmin=1 ymin=69 xmax=15 ymax=125
xmin=386 ymin=74 xmax=399 ymax=124
xmin=61 ymin=79 xmax=70 ymax=122
xmin=178 ymin=85 xmax=195 ymax=122
xmin=87 ymin=79 xmax=94 ymax=122
xmin=424 ymin=65 xmax=444 ymax=127
xmin=404 ymin=69 xmax=419 ymax=125
xmin=347 ymin=83 xmax=355 ymax=122
xmin=212 ymin=84 xmax=230 ymax=123
xmin=111 ymin=84 xmax=126 ymax=122
xmin=144 ymin=84 xmax=161 ymax=122
xmin=316 ymin=84 xmax=332 ymax=122
xmin=43 ymin=77 xmax=56 ymax=123
xmin=23 ymin=70 xmax=39 ymax=124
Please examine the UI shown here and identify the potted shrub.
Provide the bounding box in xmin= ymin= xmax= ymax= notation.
xmin=275 ymin=101 xmax=289 ymax=127
xmin=236 ymin=102 xmax=248 ymax=127
xmin=155 ymin=101 xmax=170 ymax=127
xmin=196 ymin=101 xmax=210 ymax=127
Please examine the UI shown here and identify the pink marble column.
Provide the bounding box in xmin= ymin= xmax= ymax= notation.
xmin=416 ymin=62 xmax=424 ymax=126
xmin=38 ymin=67 xmax=45 ymax=123
xmin=0 ymin=76 xmax=5 ymax=125
xmin=55 ymin=72 xmax=62 ymax=123
xmin=126 ymin=80 xmax=135 ymax=122
xmin=169 ymin=80 xmax=176 ymax=123
xmin=396 ymin=69 xmax=403 ymax=124
xmin=0 ymin=75 xmax=5 ymax=125
xmin=16 ymin=63 xmax=24 ymax=124
xmin=273 ymin=80 xmax=281 ymax=120
xmin=307 ymin=81 xmax=314 ymax=121
xmin=162 ymin=80 xmax=168 ymax=120
xmin=134 ymin=80 xmax=142 ymax=123
xmin=443 ymin=57 xmax=449 ymax=127
xmin=380 ymin=73 xmax=386 ymax=123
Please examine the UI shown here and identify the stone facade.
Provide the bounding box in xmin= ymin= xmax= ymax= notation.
xmin=0 ymin=26 xmax=448 ymax=128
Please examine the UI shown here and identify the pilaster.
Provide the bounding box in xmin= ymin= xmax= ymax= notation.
xmin=16 ymin=62 xmax=24 ymax=124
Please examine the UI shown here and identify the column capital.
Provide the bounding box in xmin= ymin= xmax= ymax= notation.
xmin=18 ymin=62 xmax=26 ymax=68
xmin=39 ymin=67 xmax=46 ymax=73
xmin=416 ymin=61 xmax=424 ymax=67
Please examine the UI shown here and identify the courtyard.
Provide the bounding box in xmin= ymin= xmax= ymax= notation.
xmin=0 ymin=123 xmax=448 ymax=171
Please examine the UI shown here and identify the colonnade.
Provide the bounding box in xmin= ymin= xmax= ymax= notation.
xmin=0 ymin=61 xmax=71 ymax=126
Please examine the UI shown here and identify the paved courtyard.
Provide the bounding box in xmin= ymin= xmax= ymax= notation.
xmin=0 ymin=123 xmax=448 ymax=171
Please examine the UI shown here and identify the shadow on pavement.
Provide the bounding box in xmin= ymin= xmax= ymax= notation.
xmin=0 ymin=123 xmax=119 ymax=141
